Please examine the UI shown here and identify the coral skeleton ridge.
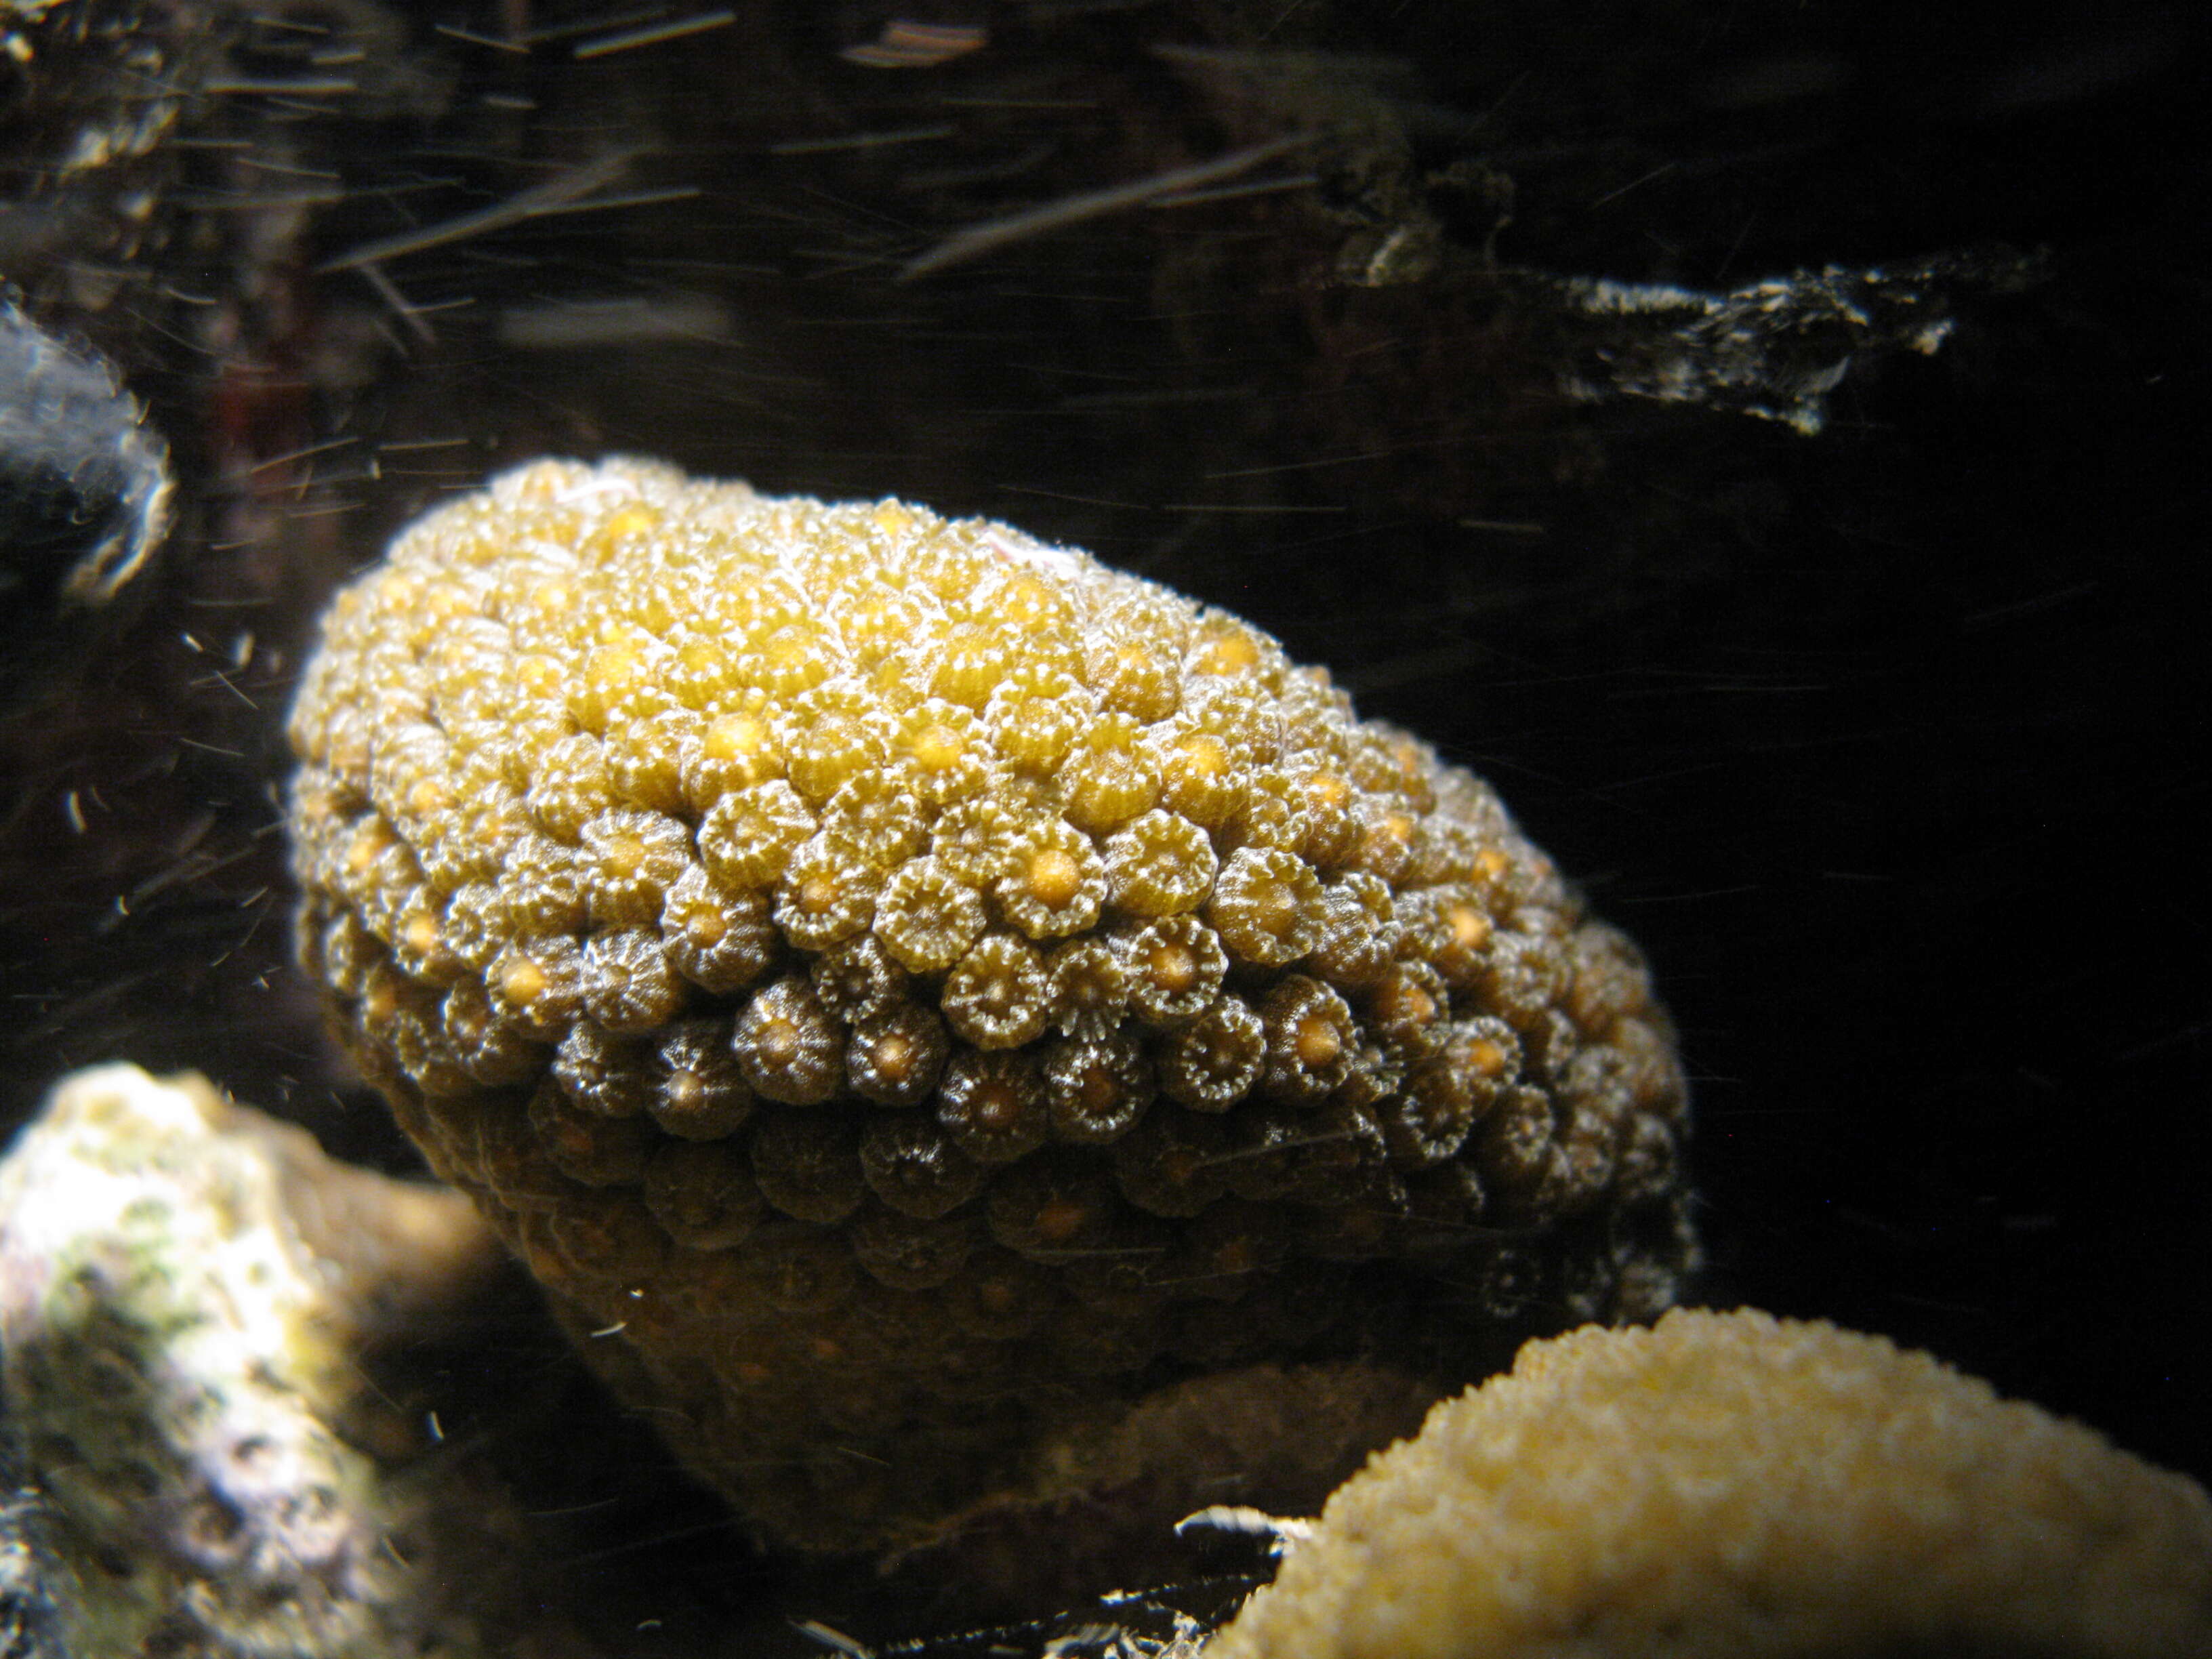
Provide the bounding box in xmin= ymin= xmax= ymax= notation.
xmin=285 ymin=456 xmax=1696 ymax=1551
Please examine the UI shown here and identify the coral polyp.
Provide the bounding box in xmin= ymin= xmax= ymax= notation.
xmin=286 ymin=457 xmax=1695 ymax=1552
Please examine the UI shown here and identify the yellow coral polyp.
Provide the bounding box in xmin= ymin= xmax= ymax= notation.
xmin=996 ymin=818 xmax=1106 ymax=939
xmin=758 ymin=619 xmax=834 ymax=690
xmin=733 ymin=977 xmax=841 ymax=1105
xmin=698 ymin=780 xmax=814 ymax=890
xmin=604 ymin=709 xmax=693 ymax=815
xmin=874 ymin=856 xmax=987 ymax=974
xmin=1122 ymin=913 xmax=1228 ymax=1023
xmin=573 ymin=641 xmax=656 ymax=733
xmin=1103 ymin=809 xmax=1216 ymax=916
xmin=1023 ymin=847 xmax=1082 ymax=907
xmin=939 ymin=1050 xmax=1049 ymax=1162
xmin=1189 ymin=621 xmax=1263 ymax=677
xmin=985 ymin=571 xmax=1070 ymax=635
xmin=689 ymin=704 xmax=782 ymax=796
xmin=846 ymin=1005 xmax=948 ymax=1107
xmin=1259 ymin=976 xmax=1356 ymax=1102
xmin=986 ymin=663 xmax=1090 ymax=773
xmin=286 ymin=457 xmax=1694 ymax=1554
xmin=660 ymin=866 xmax=775 ymax=995
xmin=927 ymin=621 xmax=1012 ymax=706
xmin=1094 ymin=638 xmax=1181 ymax=722
xmin=773 ymin=838 xmax=880 ymax=950
xmin=489 ymin=939 xmax=583 ymax=1038
xmin=597 ymin=501 xmax=660 ymax=542
xmin=943 ymin=932 xmax=1054 ymax=1050
xmin=1209 ymin=845 xmax=1324 ymax=966
xmin=908 ymin=718 xmax=966 ymax=772
xmin=1158 ymin=729 xmax=1247 ymax=828
xmin=580 ymin=927 xmax=684 ymax=1033
xmin=783 ymin=685 xmax=883 ymax=802
xmin=580 ymin=808 xmax=690 ymax=928
xmin=1044 ymin=1033 xmax=1151 ymax=1144
xmin=396 ymin=905 xmax=441 ymax=958
xmin=895 ymin=701 xmax=989 ymax=806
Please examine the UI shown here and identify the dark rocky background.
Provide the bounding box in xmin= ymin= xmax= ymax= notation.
xmin=3 ymin=0 xmax=2206 ymax=1647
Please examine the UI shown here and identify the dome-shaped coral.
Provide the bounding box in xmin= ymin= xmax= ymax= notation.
xmin=286 ymin=458 xmax=1695 ymax=1552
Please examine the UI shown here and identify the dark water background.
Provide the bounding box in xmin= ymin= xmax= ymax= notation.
xmin=3 ymin=0 xmax=2207 ymax=1645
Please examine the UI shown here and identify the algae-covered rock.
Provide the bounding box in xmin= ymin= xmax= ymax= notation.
xmin=0 ymin=1063 xmax=535 ymax=1658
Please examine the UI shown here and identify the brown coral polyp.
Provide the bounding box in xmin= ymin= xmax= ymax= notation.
xmin=287 ymin=457 xmax=1695 ymax=1553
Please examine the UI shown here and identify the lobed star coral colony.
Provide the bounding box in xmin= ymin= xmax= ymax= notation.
xmin=286 ymin=457 xmax=1696 ymax=1550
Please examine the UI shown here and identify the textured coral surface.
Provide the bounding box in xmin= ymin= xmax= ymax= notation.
xmin=1212 ymin=1307 xmax=2212 ymax=1659
xmin=285 ymin=457 xmax=1694 ymax=1550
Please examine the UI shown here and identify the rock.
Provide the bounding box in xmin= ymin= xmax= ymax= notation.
xmin=0 ymin=1063 xmax=558 ymax=1658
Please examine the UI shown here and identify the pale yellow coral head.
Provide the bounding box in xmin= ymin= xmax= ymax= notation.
xmin=1209 ymin=1305 xmax=2212 ymax=1659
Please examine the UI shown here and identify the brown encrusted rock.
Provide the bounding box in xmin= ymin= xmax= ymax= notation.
xmin=1210 ymin=1308 xmax=2212 ymax=1659
xmin=284 ymin=456 xmax=1696 ymax=1553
